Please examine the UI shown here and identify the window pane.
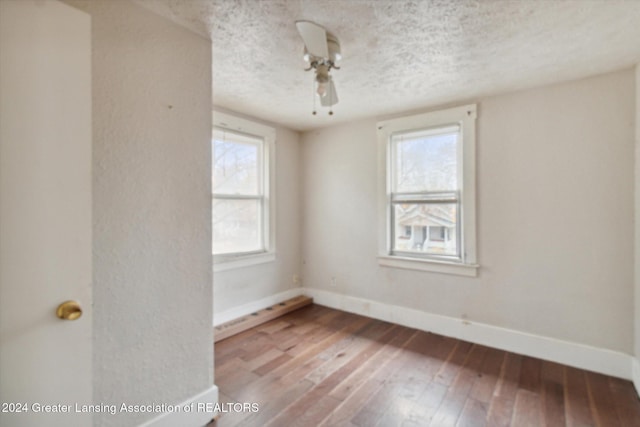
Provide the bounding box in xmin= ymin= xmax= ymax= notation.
xmin=212 ymin=198 xmax=262 ymax=254
xmin=212 ymin=131 xmax=261 ymax=195
xmin=393 ymin=203 xmax=457 ymax=256
xmin=394 ymin=130 xmax=457 ymax=192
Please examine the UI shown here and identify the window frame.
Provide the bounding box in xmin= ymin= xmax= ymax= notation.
xmin=212 ymin=111 xmax=276 ymax=272
xmin=377 ymin=104 xmax=478 ymax=276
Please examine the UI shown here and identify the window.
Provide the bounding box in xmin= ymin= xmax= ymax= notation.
xmin=377 ymin=104 xmax=477 ymax=276
xmin=212 ymin=112 xmax=275 ymax=271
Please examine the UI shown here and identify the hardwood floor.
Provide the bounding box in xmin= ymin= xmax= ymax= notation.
xmin=211 ymin=304 xmax=640 ymax=426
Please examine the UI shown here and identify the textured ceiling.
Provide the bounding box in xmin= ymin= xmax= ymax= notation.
xmin=136 ymin=0 xmax=640 ymax=131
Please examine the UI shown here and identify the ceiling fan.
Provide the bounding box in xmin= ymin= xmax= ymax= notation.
xmin=295 ymin=20 xmax=341 ymax=114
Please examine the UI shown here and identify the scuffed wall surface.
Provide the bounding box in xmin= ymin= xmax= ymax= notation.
xmin=74 ymin=1 xmax=212 ymax=425
xmin=302 ymin=69 xmax=635 ymax=353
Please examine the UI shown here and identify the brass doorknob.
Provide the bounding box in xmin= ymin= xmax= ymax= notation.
xmin=56 ymin=300 xmax=82 ymax=320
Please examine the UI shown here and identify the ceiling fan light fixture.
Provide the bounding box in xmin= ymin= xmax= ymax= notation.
xmin=295 ymin=20 xmax=340 ymax=112
xmin=316 ymin=81 xmax=328 ymax=97
xmin=315 ymin=65 xmax=330 ymax=82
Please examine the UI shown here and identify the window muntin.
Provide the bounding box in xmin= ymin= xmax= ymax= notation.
xmin=212 ymin=128 xmax=267 ymax=256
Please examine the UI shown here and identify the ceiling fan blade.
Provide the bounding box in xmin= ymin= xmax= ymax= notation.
xmin=296 ymin=20 xmax=329 ymax=58
xmin=320 ymin=78 xmax=338 ymax=107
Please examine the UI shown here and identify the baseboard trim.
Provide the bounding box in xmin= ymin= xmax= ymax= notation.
xmin=138 ymin=385 xmax=219 ymax=427
xmin=303 ymin=288 xmax=633 ymax=380
xmin=633 ymin=357 xmax=640 ymax=397
xmin=213 ymin=288 xmax=304 ymax=327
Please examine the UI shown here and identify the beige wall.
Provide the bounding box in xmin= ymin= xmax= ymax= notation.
xmin=65 ymin=1 xmax=213 ymax=425
xmin=302 ymin=69 xmax=635 ymax=353
xmin=212 ymin=107 xmax=303 ymax=317
xmin=635 ymin=65 xmax=640 ymax=380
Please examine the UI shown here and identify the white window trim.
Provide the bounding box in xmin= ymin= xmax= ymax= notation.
xmin=212 ymin=111 xmax=276 ymax=272
xmin=377 ymin=104 xmax=478 ymax=277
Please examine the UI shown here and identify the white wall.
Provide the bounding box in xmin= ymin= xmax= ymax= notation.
xmin=212 ymin=108 xmax=303 ymax=318
xmin=302 ymin=69 xmax=635 ymax=354
xmin=65 ymin=1 xmax=214 ymax=426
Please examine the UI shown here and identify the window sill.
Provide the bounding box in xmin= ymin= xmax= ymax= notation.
xmin=377 ymin=255 xmax=478 ymax=277
xmin=213 ymin=251 xmax=276 ymax=273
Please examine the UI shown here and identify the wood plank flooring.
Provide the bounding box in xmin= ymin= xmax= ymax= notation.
xmin=210 ymin=304 xmax=640 ymax=427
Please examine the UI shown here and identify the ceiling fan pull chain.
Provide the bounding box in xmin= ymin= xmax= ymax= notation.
xmin=329 ymin=79 xmax=334 ymax=115
xmin=312 ymin=79 xmax=317 ymax=115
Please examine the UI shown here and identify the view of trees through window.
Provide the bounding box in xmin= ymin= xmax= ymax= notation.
xmin=392 ymin=130 xmax=458 ymax=257
xmin=212 ymin=130 xmax=264 ymax=255
xmin=395 ymin=132 xmax=457 ymax=192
